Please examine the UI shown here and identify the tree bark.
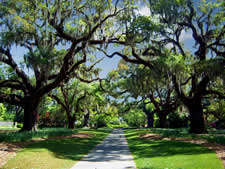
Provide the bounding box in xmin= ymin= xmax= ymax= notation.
xmin=21 ymin=97 xmax=40 ymax=131
xmin=67 ymin=115 xmax=75 ymax=129
xmin=187 ymin=99 xmax=207 ymax=133
xmin=172 ymin=75 xmax=208 ymax=134
xmin=159 ymin=113 xmax=167 ymax=128
xmin=145 ymin=111 xmax=154 ymax=128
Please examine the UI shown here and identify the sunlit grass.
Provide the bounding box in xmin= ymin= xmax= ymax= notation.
xmin=125 ymin=129 xmax=224 ymax=169
xmin=3 ymin=129 xmax=111 ymax=169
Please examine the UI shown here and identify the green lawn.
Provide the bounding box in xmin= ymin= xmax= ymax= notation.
xmin=0 ymin=128 xmax=82 ymax=142
xmin=147 ymin=128 xmax=225 ymax=145
xmin=0 ymin=128 xmax=19 ymax=134
xmin=125 ymin=129 xmax=224 ymax=169
xmin=3 ymin=129 xmax=111 ymax=169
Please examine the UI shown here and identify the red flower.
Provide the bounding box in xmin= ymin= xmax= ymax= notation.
xmin=46 ymin=112 xmax=50 ymax=118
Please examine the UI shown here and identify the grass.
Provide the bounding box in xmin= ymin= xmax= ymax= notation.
xmin=0 ymin=128 xmax=19 ymax=134
xmin=146 ymin=128 xmax=225 ymax=145
xmin=3 ymin=129 xmax=111 ymax=169
xmin=0 ymin=128 xmax=81 ymax=142
xmin=125 ymin=129 xmax=224 ymax=169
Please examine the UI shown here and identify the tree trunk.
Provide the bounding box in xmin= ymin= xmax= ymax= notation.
xmin=142 ymin=100 xmax=154 ymax=128
xmin=145 ymin=111 xmax=154 ymax=128
xmin=21 ymin=98 xmax=40 ymax=131
xmin=83 ymin=111 xmax=90 ymax=127
xmin=67 ymin=115 xmax=75 ymax=129
xmin=159 ymin=113 xmax=167 ymax=128
xmin=187 ymin=99 xmax=207 ymax=134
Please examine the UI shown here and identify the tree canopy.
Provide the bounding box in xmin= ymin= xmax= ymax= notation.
xmin=0 ymin=0 xmax=224 ymax=133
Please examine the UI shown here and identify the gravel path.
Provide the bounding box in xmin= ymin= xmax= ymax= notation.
xmin=71 ymin=128 xmax=136 ymax=169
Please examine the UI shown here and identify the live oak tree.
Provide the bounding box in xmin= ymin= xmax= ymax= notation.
xmin=49 ymin=79 xmax=87 ymax=129
xmin=0 ymin=0 xmax=123 ymax=131
xmin=148 ymin=0 xmax=225 ymax=133
xmin=100 ymin=0 xmax=225 ymax=133
xmin=117 ymin=60 xmax=179 ymax=128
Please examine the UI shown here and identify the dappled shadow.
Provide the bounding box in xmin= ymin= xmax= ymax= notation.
xmin=124 ymin=130 xmax=224 ymax=169
xmin=125 ymin=130 xmax=216 ymax=158
xmin=21 ymin=131 xmax=108 ymax=162
xmin=71 ymin=128 xmax=136 ymax=169
xmin=79 ymin=129 xmax=134 ymax=162
xmin=3 ymin=129 xmax=223 ymax=169
xmin=137 ymin=131 xmax=225 ymax=167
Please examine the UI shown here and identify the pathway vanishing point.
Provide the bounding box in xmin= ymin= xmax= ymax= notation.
xmin=71 ymin=128 xmax=136 ymax=169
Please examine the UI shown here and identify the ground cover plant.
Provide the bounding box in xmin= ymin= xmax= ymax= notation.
xmin=125 ymin=129 xmax=224 ymax=169
xmin=2 ymin=129 xmax=111 ymax=169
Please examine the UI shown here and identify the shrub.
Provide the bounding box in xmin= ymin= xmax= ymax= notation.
xmin=16 ymin=123 xmax=23 ymax=128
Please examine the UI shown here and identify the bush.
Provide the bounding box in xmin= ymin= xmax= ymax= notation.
xmin=167 ymin=112 xmax=188 ymax=128
xmin=0 ymin=103 xmax=6 ymax=121
xmin=16 ymin=123 xmax=23 ymax=128
xmin=123 ymin=110 xmax=146 ymax=128
xmin=89 ymin=114 xmax=110 ymax=128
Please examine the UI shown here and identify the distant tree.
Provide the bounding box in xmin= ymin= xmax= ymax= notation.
xmin=112 ymin=58 xmax=180 ymax=128
xmin=50 ymin=79 xmax=91 ymax=129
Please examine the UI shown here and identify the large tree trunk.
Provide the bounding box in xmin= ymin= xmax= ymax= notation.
xmin=21 ymin=97 xmax=41 ymax=131
xmin=145 ymin=111 xmax=154 ymax=128
xmin=158 ymin=113 xmax=167 ymax=128
xmin=187 ymin=99 xmax=207 ymax=134
xmin=67 ymin=115 xmax=75 ymax=129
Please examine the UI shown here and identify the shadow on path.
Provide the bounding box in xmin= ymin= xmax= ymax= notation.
xmin=71 ymin=128 xmax=136 ymax=169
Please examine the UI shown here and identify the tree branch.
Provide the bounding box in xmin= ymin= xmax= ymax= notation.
xmin=0 ymin=47 xmax=33 ymax=91
xmin=0 ymin=80 xmax=25 ymax=92
xmin=48 ymin=94 xmax=67 ymax=111
xmin=0 ymin=92 xmax=23 ymax=106
xmin=98 ymin=48 xmax=153 ymax=68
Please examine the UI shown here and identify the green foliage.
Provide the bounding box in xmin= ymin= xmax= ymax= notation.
xmin=89 ymin=113 xmax=110 ymax=128
xmin=16 ymin=123 xmax=23 ymax=128
xmin=38 ymin=96 xmax=65 ymax=127
xmin=0 ymin=103 xmax=6 ymax=121
xmin=167 ymin=111 xmax=188 ymax=128
xmin=123 ymin=109 xmax=146 ymax=128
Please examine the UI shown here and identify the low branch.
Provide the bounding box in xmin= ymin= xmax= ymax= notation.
xmin=205 ymin=90 xmax=225 ymax=99
xmin=74 ymin=73 xmax=100 ymax=83
xmin=0 ymin=47 xmax=33 ymax=91
xmin=48 ymin=94 xmax=67 ymax=111
xmin=0 ymin=92 xmax=23 ymax=106
xmin=85 ymin=57 xmax=104 ymax=72
xmin=0 ymin=80 xmax=25 ymax=91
